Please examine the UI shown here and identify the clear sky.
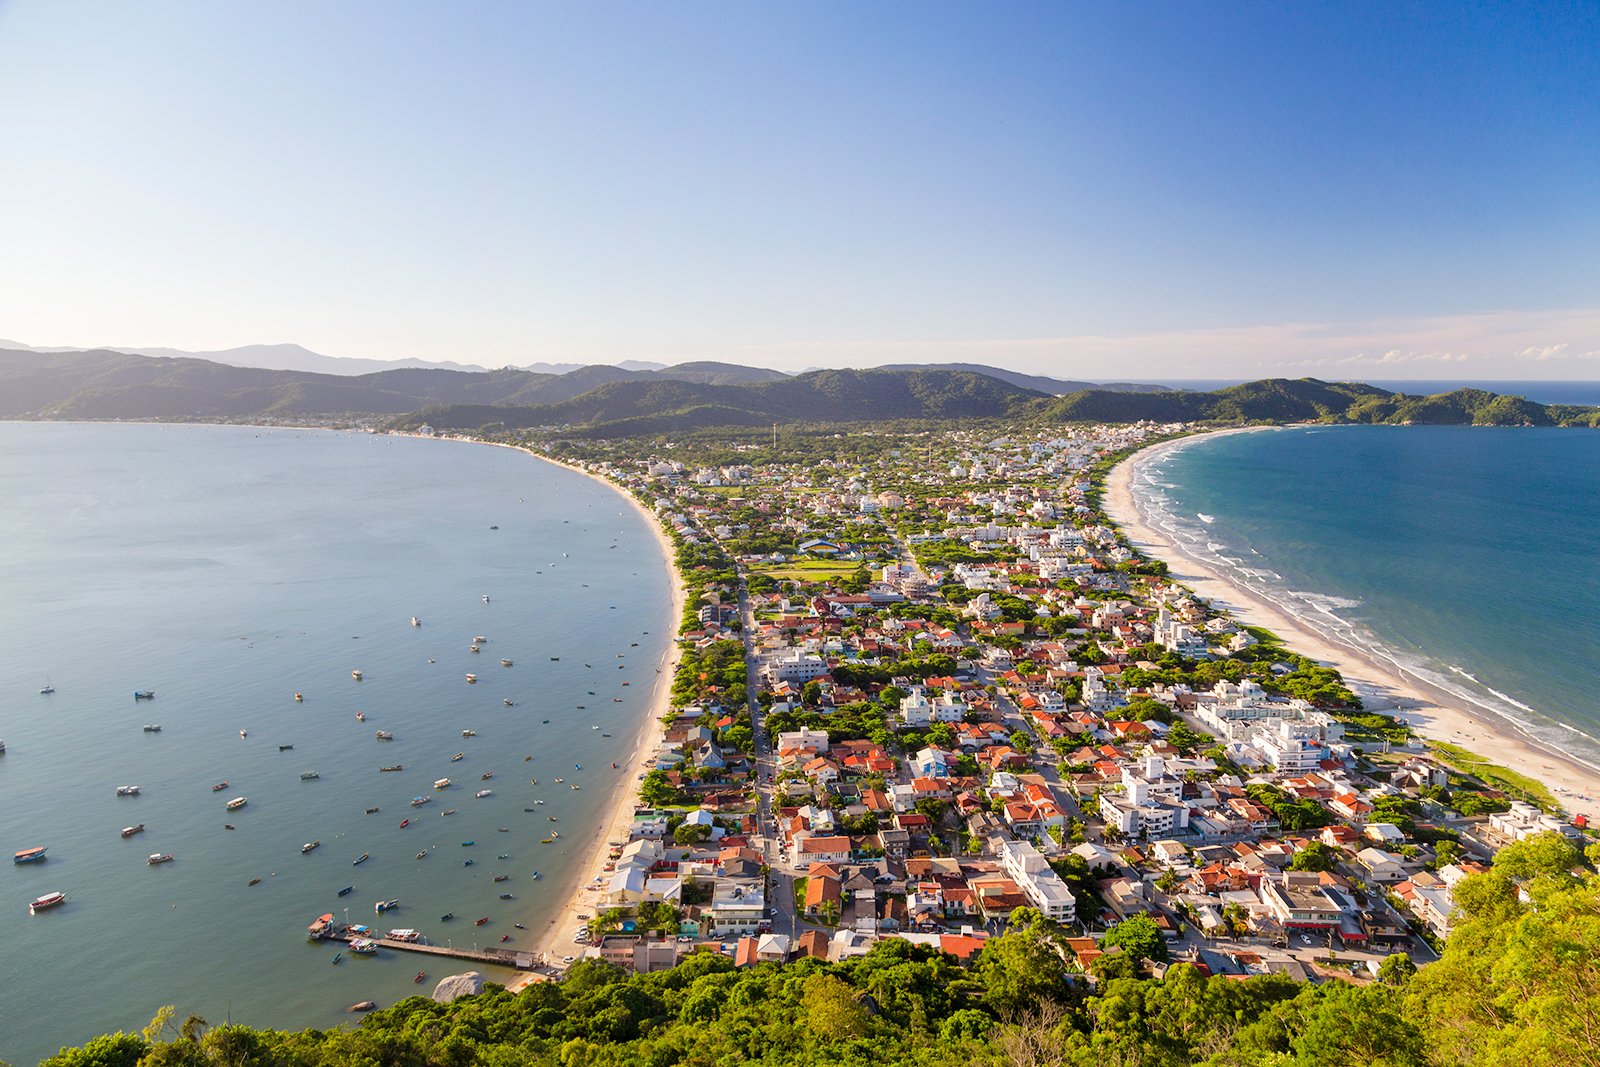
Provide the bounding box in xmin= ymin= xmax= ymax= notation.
xmin=1 ymin=1 xmax=1596 ymax=379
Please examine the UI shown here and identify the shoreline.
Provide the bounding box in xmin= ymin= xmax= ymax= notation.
xmin=486 ymin=445 xmax=685 ymax=988
xmin=1103 ymin=430 xmax=1600 ymax=818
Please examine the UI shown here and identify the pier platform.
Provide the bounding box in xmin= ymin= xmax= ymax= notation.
xmin=326 ymin=928 xmax=537 ymax=970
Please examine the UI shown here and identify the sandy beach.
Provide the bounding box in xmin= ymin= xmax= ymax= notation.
xmin=1104 ymin=431 xmax=1600 ymax=816
xmin=496 ymin=448 xmax=686 ymax=989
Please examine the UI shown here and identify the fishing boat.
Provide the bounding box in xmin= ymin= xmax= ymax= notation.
xmin=475 ymin=789 xmax=492 ymax=798
xmin=338 ymin=886 xmax=354 ymax=897
xmin=481 ymin=771 xmax=493 ymax=780
xmin=434 ymin=778 xmax=451 ymax=790
xmin=300 ymin=771 xmax=319 ymax=780
xmin=308 ymin=913 xmax=337 ymax=939
xmin=226 ymin=796 xmax=247 ymax=810
xmin=134 ymin=690 xmax=155 ymax=700
xmin=380 ymin=764 xmax=402 ymax=772
xmin=352 ymin=670 xmax=363 ymax=680
xmin=348 ymin=938 xmax=377 ymax=954
xmin=121 ymin=825 xmax=144 ymax=838
xmin=14 ymin=847 xmax=47 ymax=864
xmin=142 ymin=724 xmax=161 ymax=733
xmin=147 ymin=853 xmax=174 ymax=865
xmin=375 ymin=899 xmax=399 ymax=913
xmin=375 ymin=730 xmax=394 ymax=740
xmin=465 ymin=674 xmax=477 ymax=685
xmin=450 ymin=752 xmax=464 ymax=762
xmin=411 ymin=795 xmax=432 ymax=807
xmin=302 ymin=840 xmax=321 ymax=854
xmin=387 ymin=928 xmax=421 ymax=942
xmin=117 ymin=785 xmax=141 ymax=796
xmin=461 ymin=729 xmax=476 ymax=737
xmin=399 ymin=818 xmax=410 ymax=828
xmin=30 ymin=892 xmax=66 ymax=912
xmin=211 ymin=781 xmax=228 ymax=791
xmin=353 ymin=853 xmax=369 ymax=865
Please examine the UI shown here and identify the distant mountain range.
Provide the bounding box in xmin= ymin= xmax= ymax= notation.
xmin=2 ymin=345 xmax=1594 ymax=432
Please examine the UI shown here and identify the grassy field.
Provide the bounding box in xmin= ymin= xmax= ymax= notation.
xmin=1430 ymin=740 xmax=1561 ymax=811
xmin=752 ymin=559 xmax=863 ymax=582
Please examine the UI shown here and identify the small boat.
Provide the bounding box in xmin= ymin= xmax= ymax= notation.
xmin=240 ymin=729 xmax=248 ymax=739
xmin=248 ymin=877 xmax=261 ymax=886
xmin=541 ymin=837 xmax=553 ymax=844
xmin=434 ymin=778 xmax=452 ymax=790
xmin=40 ymin=677 xmax=54 ymax=694
xmin=554 ymin=778 xmax=563 ymax=783
xmin=143 ymin=724 xmax=162 ymax=733
xmin=364 ymin=806 xmax=380 ymax=814
xmin=414 ymin=972 xmax=426 ymax=983
xmin=300 ymin=771 xmax=319 ymax=780
xmin=355 ymin=711 xmax=365 ymax=722
xmin=294 ymin=692 xmax=303 ymax=702
xmin=279 ymin=744 xmax=295 ymax=752
xmin=211 ymin=782 xmax=228 ymax=792
xmin=497 ymin=852 xmax=508 ymax=858
xmin=475 ymin=789 xmax=492 ymax=798
xmin=302 ymin=840 xmax=321 ymax=854
xmin=461 ymin=840 xmax=475 ymax=846
xmin=226 ymin=796 xmax=247 ymax=810
xmin=450 ymin=752 xmax=464 ymax=762
xmin=375 ymin=731 xmax=393 ymax=741
xmin=465 ymin=674 xmax=477 ymax=685
xmin=500 ymin=934 xmax=511 ymax=942
xmin=121 ymin=825 xmax=145 ymax=838
xmin=503 ymin=699 xmax=514 ymax=706
xmin=30 ymin=891 xmax=66 ymax=912
xmin=442 ymin=808 xmax=457 ymax=815
xmin=470 ymin=645 xmax=480 ymax=653
xmin=462 ymin=729 xmax=476 ymax=737
xmin=499 ymin=893 xmax=514 ymax=901
xmin=134 ymin=690 xmax=155 ymax=700
xmin=380 ymin=764 xmax=403 ymax=772
xmin=571 ymin=784 xmax=580 ymax=790
xmin=411 ymin=795 xmax=432 ymax=807
xmin=500 ymin=659 xmax=513 ymax=668
xmin=551 ymin=831 xmax=560 ymax=839
xmin=482 ymin=595 xmax=490 ymax=602
xmin=399 ymin=818 xmax=410 ymax=828
xmin=474 ymin=917 xmax=489 ymax=926
xmin=338 ymin=885 xmax=353 ymax=896
xmin=353 ymin=853 xmax=369 ymax=865
xmin=117 ymin=785 xmax=142 ymax=796
xmin=14 ymin=847 xmax=48 ymax=864
xmin=474 ymin=636 xmax=487 ymax=644
xmin=463 ymin=859 xmax=474 ymax=867
xmin=224 ymin=823 xmax=235 ymax=830
xmin=147 ymin=853 xmax=174 ymax=865
xmin=611 ymin=762 xmax=618 ymax=768
xmin=416 ymin=850 xmax=428 ymax=860
xmin=440 ymin=913 xmax=454 ymax=921
xmin=352 ymin=670 xmax=363 ymax=680
xmin=375 ymin=899 xmax=399 ymax=913
xmin=550 ymin=657 xmax=559 ymax=661
xmin=331 ymin=953 xmax=342 ymax=965
xmin=493 ymin=875 xmax=508 ymax=883
xmin=530 ymin=871 xmax=540 ymax=880
xmin=348 ymin=938 xmax=377 ymax=954
xmin=481 ymin=771 xmax=493 ymax=780
xmin=411 ymin=616 xmax=421 ymax=627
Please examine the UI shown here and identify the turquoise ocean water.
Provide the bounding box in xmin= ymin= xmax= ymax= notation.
xmin=0 ymin=424 xmax=675 ymax=1065
xmin=1127 ymin=425 xmax=1600 ymax=766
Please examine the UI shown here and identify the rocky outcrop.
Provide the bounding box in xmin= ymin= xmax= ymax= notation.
xmin=431 ymin=971 xmax=484 ymax=1003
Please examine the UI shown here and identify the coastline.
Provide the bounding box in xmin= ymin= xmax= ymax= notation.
xmin=1103 ymin=430 xmax=1600 ymax=818
xmin=487 ymin=445 xmax=686 ymax=988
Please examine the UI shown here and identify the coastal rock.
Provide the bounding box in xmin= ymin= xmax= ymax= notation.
xmin=347 ymin=1001 xmax=377 ymax=1013
xmin=432 ymin=971 xmax=484 ymax=1004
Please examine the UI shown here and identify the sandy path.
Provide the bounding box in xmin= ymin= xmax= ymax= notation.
xmin=1103 ymin=431 xmax=1600 ymax=816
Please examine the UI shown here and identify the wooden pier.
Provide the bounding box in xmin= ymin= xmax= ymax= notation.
xmin=326 ymin=929 xmax=537 ymax=971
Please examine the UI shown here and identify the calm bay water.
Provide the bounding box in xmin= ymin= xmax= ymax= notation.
xmin=0 ymin=424 xmax=674 ymax=1065
xmin=1129 ymin=425 xmax=1600 ymax=765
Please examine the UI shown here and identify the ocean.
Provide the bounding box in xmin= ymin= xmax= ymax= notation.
xmin=0 ymin=423 xmax=675 ymax=1065
xmin=1126 ymin=424 xmax=1600 ymax=766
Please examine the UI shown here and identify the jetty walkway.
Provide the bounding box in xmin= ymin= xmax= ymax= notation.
xmin=327 ymin=929 xmax=537 ymax=970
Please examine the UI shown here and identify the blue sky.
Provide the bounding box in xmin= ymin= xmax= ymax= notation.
xmin=0 ymin=1 xmax=1595 ymax=377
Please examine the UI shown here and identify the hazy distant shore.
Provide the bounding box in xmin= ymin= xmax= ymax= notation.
xmin=1104 ymin=431 xmax=1600 ymax=814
